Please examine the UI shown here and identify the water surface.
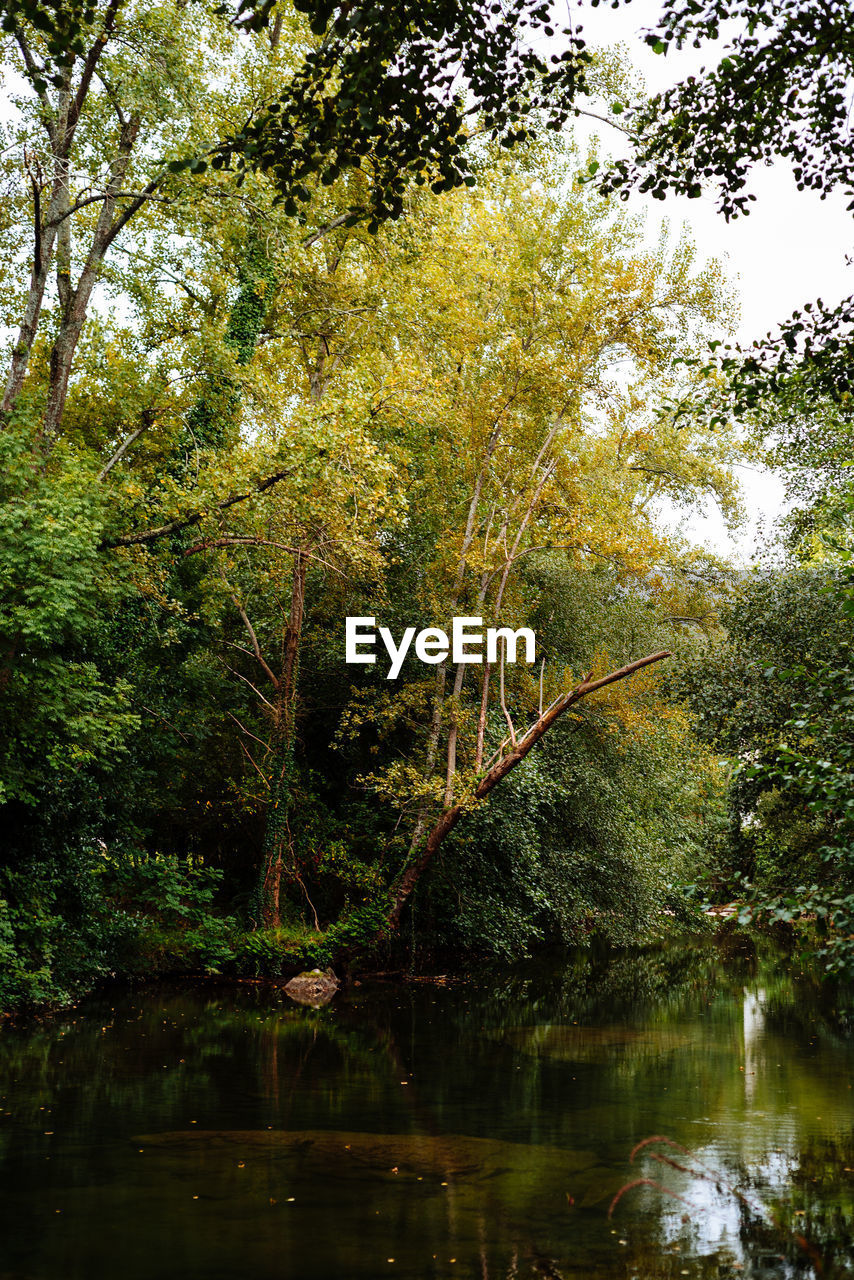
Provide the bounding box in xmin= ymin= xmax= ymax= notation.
xmin=1 ymin=943 xmax=853 ymax=1278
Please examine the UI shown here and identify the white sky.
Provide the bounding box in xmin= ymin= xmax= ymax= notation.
xmin=570 ymin=0 xmax=854 ymax=560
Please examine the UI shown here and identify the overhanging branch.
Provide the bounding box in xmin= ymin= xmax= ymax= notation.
xmin=385 ymin=647 xmax=672 ymax=931
xmin=98 ymin=464 xmax=294 ymax=549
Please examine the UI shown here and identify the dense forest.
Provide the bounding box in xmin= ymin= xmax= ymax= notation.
xmin=1 ymin=0 xmax=853 ymax=1013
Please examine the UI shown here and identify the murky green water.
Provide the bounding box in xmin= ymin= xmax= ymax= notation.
xmin=1 ymin=942 xmax=853 ymax=1279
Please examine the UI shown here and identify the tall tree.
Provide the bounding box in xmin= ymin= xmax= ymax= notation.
xmin=0 ymin=0 xmax=601 ymax=444
xmin=322 ymin=140 xmax=740 ymax=932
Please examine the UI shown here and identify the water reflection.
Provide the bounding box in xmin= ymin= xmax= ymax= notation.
xmin=0 ymin=944 xmax=851 ymax=1278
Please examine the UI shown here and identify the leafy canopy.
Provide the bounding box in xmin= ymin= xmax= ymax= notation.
xmin=591 ymin=0 xmax=854 ymax=413
xmin=209 ymin=0 xmax=591 ymax=227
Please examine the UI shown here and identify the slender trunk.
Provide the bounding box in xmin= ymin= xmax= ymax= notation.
xmin=473 ymin=451 xmax=556 ymax=766
xmin=404 ymin=442 xmax=506 ymax=853
xmin=257 ymin=301 xmax=333 ymax=925
xmin=1 ymin=88 xmax=72 ymax=415
xmin=385 ymin=649 xmax=671 ymax=931
xmin=42 ymin=118 xmax=140 ymax=442
xmin=3 ymin=1 xmax=124 ymax=419
xmin=3 ymin=215 xmax=61 ymax=416
xmin=474 ymin=663 xmax=492 ymax=770
xmin=443 ymin=662 xmax=467 ymax=807
xmin=259 ymin=550 xmax=307 ymax=929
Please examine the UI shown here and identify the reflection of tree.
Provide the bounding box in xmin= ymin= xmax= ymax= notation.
xmin=0 ymin=949 xmax=852 ymax=1278
xmin=777 ymin=1138 xmax=854 ymax=1278
xmin=609 ymin=1136 xmax=839 ymax=1277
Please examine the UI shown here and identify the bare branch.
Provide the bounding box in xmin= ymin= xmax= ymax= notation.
xmin=44 ymin=186 xmax=170 ymax=228
xmin=138 ymin=703 xmax=190 ymax=741
xmin=285 ymin=811 xmax=321 ymax=931
xmin=499 ymin=638 xmax=516 ymax=748
xmin=223 ymin=663 xmax=276 ymax=711
xmin=238 ymin=737 xmax=271 ymax=790
xmin=302 ymin=210 xmax=364 ymax=247
xmin=102 ymin=172 xmax=167 ymax=251
xmin=574 ymin=107 xmax=630 ymax=137
xmin=387 ymin=649 xmax=672 ymax=931
xmin=98 ymin=414 xmax=151 ymax=480
xmin=231 ymin=596 xmax=280 ymax=690
xmin=225 ymin=708 xmax=270 ymax=752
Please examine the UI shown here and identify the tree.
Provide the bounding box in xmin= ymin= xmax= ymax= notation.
xmin=2 ymin=0 xmax=592 ymax=227
xmin=583 ymin=1 xmax=854 ymax=979
xmin=0 ymin=419 xmax=139 ymax=805
xmin=134 ymin=136 xmax=737 ymax=944
xmin=320 ymin=138 xmax=739 ymax=935
xmin=419 ymin=566 xmax=726 ymax=959
xmin=0 ymin=0 xmax=603 ymax=446
xmin=591 ymin=0 xmax=854 ymax=412
xmin=0 ymin=2 xmax=750 ymax=986
xmin=673 ymin=567 xmax=848 ymax=884
xmin=766 ymin=585 xmax=854 ymax=978
xmin=676 ymin=563 xmax=854 ymax=977
xmin=0 ymin=0 xmax=237 ymax=438
xmin=0 ymin=0 xmax=603 ymax=932
xmin=211 ymin=0 xmax=591 ymax=228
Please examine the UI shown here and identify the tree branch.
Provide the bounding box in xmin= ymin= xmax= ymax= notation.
xmin=302 ymin=209 xmax=365 ymax=247
xmin=102 ymin=173 xmax=168 ymax=251
xmin=182 ymin=536 xmax=347 ymax=577
xmin=225 ymin=708 xmax=271 ymax=753
xmin=231 ymin=596 xmax=280 ymax=690
xmin=223 ymin=663 xmax=276 ymax=711
xmin=238 ymin=737 xmax=271 ymax=790
xmin=98 ymin=465 xmax=295 ymax=549
xmin=98 ymin=411 xmax=153 ymax=480
xmin=66 ymin=0 xmax=124 ymax=142
xmin=23 ymin=150 xmax=43 ymax=274
xmin=498 ymin=638 xmax=516 ymax=748
xmin=44 ymin=186 xmax=170 ymax=228
xmin=14 ymin=30 xmax=55 ymax=140
xmin=574 ymin=107 xmax=631 ymax=137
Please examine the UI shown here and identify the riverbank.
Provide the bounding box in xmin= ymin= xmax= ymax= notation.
xmin=1 ymin=898 xmax=718 ymax=1023
xmin=0 ymin=845 xmax=714 ymax=1020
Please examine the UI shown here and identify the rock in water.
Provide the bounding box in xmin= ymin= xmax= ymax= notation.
xmin=284 ymin=968 xmax=339 ymax=1007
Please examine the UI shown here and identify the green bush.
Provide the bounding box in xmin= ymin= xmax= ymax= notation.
xmin=0 ymin=844 xmax=134 ymax=1013
xmin=233 ymin=925 xmax=319 ymax=977
xmin=418 ymin=712 xmax=717 ymax=960
xmin=103 ymin=853 xmax=240 ymax=975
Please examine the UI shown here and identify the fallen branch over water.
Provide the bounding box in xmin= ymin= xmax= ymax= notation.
xmin=386 ymin=649 xmax=672 ymax=931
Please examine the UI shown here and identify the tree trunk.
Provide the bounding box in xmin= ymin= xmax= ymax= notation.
xmin=259 ymin=550 xmax=307 ymax=929
xmin=41 ymin=117 xmax=141 ymax=442
xmin=1 ymin=86 xmax=71 ymax=415
xmin=3 ymin=9 xmax=124 ymax=420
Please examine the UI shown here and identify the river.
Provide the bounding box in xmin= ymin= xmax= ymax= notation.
xmin=0 ymin=941 xmax=852 ymax=1278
